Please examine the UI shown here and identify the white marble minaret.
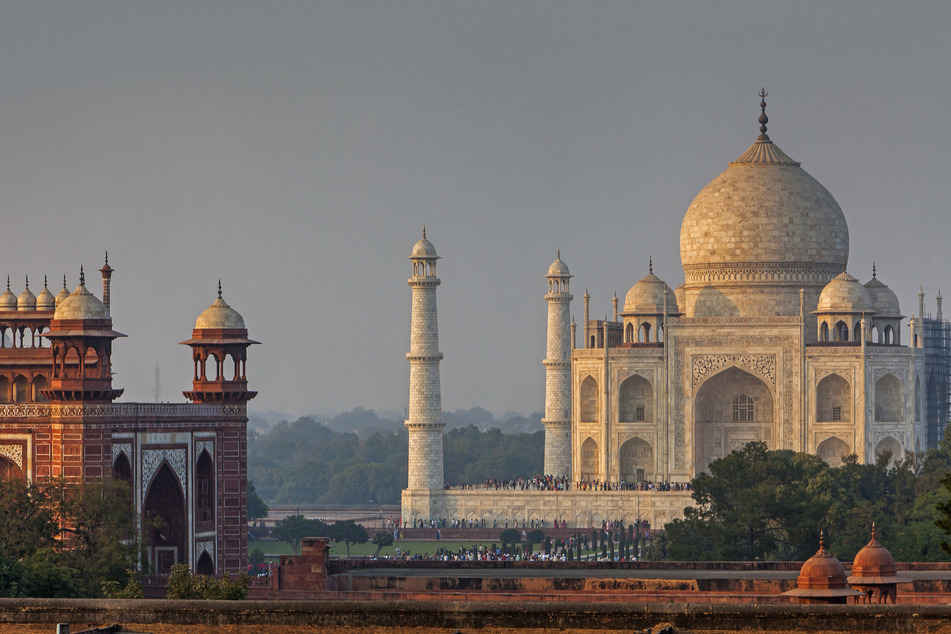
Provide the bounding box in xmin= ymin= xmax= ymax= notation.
xmin=543 ymin=251 xmax=572 ymax=476
xmin=405 ymin=228 xmax=445 ymax=489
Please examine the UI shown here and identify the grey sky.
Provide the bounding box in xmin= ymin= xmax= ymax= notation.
xmin=1 ymin=2 xmax=949 ymax=418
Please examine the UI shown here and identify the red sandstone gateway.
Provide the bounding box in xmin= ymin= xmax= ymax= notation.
xmin=0 ymin=255 xmax=256 ymax=577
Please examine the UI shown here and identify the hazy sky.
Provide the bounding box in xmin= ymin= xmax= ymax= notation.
xmin=1 ymin=2 xmax=950 ymax=418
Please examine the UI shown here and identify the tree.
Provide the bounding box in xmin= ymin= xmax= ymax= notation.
xmin=372 ymin=531 xmax=394 ymax=558
xmin=271 ymin=515 xmax=329 ymax=554
xmin=329 ymin=520 xmax=369 ymax=557
xmin=499 ymin=528 xmax=520 ymax=554
xmin=247 ymin=481 xmax=269 ymax=522
xmin=666 ymin=443 xmax=830 ymax=561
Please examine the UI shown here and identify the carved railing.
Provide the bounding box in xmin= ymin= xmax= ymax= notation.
xmin=0 ymin=402 xmax=246 ymax=419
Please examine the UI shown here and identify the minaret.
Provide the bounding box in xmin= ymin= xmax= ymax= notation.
xmin=543 ymin=251 xmax=573 ymax=476
xmin=100 ymin=252 xmax=114 ymax=313
xmin=405 ymin=228 xmax=445 ymax=489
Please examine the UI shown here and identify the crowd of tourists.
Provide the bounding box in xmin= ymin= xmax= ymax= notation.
xmin=444 ymin=474 xmax=693 ymax=493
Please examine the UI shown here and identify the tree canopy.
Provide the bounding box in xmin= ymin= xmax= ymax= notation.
xmin=666 ymin=439 xmax=951 ymax=563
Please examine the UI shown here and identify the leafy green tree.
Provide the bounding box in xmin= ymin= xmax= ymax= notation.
xmin=329 ymin=520 xmax=369 ymax=557
xmin=667 ymin=443 xmax=830 ymax=560
xmin=247 ymin=481 xmax=269 ymax=522
xmin=271 ymin=514 xmax=329 ymax=554
xmin=372 ymin=531 xmax=394 ymax=558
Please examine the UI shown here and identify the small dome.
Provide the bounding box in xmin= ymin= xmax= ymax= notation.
xmin=623 ymin=269 xmax=679 ymax=315
xmin=55 ymin=278 xmax=70 ymax=306
xmin=816 ymin=271 xmax=875 ymax=314
xmin=547 ymin=252 xmax=570 ymax=277
xmin=410 ymin=228 xmax=438 ymax=259
xmin=195 ymin=290 xmax=246 ymax=330
xmin=35 ymin=278 xmax=55 ymax=311
xmin=851 ymin=527 xmax=896 ymax=577
xmin=782 ymin=532 xmax=861 ymax=602
xmin=54 ymin=282 xmax=110 ymax=320
xmin=865 ymin=276 xmax=901 ymax=317
xmin=0 ymin=278 xmax=17 ymax=311
xmin=17 ymin=278 xmax=36 ymax=311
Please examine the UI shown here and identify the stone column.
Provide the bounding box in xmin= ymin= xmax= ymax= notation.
xmin=543 ymin=253 xmax=572 ymax=476
xmin=405 ymin=231 xmax=445 ymax=490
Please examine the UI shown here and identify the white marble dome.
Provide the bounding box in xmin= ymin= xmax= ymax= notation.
xmin=680 ymin=137 xmax=849 ymax=283
xmin=817 ymin=272 xmax=875 ymax=314
xmin=195 ymin=295 xmax=246 ymax=330
xmin=623 ymin=271 xmax=679 ymax=314
xmin=54 ymin=283 xmax=110 ymax=320
xmin=35 ymin=282 xmax=56 ymax=311
xmin=547 ymin=254 xmax=570 ymax=277
xmin=410 ymin=230 xmax=438 ymax=259
xmin=16 ymin=282 xmax=36 ymax=311
xmin=864 ymin=276 xmax=902 ymax=317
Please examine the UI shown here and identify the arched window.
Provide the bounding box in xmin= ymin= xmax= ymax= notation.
xmin=625 ymin=323 xmax=634 ymax=343
xmin=884 ymin=325 xmax=895 ymax=345
xmin=580 ymin=376 xmax=599 ymax=422
xmin=875 ymin=374 xmax=904 ymax=422
xmin=196 ymin=450 xmax=215 ymax=533
xmin=144 ymin=463 xmax=186 ymax=575
xmin=580 ymin=437 xmax=598 ymax=481
xmin=619 ymin=375 xmax=653 ymax=423
xmin=834 ymin=321 xmax=849 ymax=341
xmin=32 ymin=376 xmax=49 ymax=403
xmin=638 ymin=323 xmax=651 ymax=343
xmin=0 ymin=377 xmax=9 ymax=404
xmin=732 ymin=394 xmax=754 ymax=422
xmin=13 ymin=376 xmax=29 ymax=403
xmin=816 ymin=374 xmax=851 ymax=422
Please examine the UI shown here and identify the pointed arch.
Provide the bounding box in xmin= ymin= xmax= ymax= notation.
xmin=580 ymin=437 xmax=598 ymax=481
xmin=618 ymin=437 xmax=653 ymax=482
xmin=580 ymin=376 xmax=599 ymax=422
xmin=875 ymin=374 xmax=904 ymax=422
xmin=196 ymin=449 xmax=215 ymax=533
xmin=619 ymin=374 xmax=653 ymax=422
xmin=816 ymin=437 xmax=850 ymax=467
xmin=196 ymin=551 xmax=214 ymax=576
xmin=694 ymin=366 xmax=774 ymax=473
xmin=875 ymin=436 xmax=903 ymax=468
xmin=816 ymin=374 xmax=851 ymax=422
xmin=143 ymin=463 xmax=186 ymax=575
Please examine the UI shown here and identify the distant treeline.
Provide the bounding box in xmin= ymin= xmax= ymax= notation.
xmin=248 ymin=408 xmax=544 ymax=505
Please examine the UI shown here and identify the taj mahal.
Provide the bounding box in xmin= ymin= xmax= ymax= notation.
xmin=401 ymin=93 xmax=950 ymax=529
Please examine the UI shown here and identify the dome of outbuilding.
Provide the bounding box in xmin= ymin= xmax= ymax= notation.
xmin=195 ymin=289 xmax=246 ymax=330
xmin=0 ymin=278 xmax=16 ymax=311
xmin=16 ymin=279 xmax=36 ymax=311
xmin=782 ymin=532 xmax=861 ymax=603
xmin=547 ymin=252 xmax=570 ymax=277
xmin=410 ymin=227 xmax=439 ymax=259
xmin=35 ymin=278 xmax=56 ymax=311
xmin=54 ymin=278 xmax=70 ymax=306
xmin=623 ymin=269 xmax=679 ymax=315
xmin=851 ymin=526 xmax=897 ymax=578
xmin=54 ymin=280 xmax=110 ymax=321
xmin=817 ymin=271 xmax=875 ymax=314
xmin=865 ymin=272 xmax=902 ymax=317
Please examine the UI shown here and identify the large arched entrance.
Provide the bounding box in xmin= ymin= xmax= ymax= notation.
xmin=143 ymin=464 xmax=186 ymax=575
xmin=694 ymin=366 xmax=774 ymax=473
xmin=0 ymin=456 xmax=22 ymax=480
xmin=618 ymin=438 xmax=653 ymax=482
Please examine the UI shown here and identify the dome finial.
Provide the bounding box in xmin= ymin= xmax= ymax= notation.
xmin=80 ymin=266 xmax=85 ymax=286
xmin=218 ymin=279 xmax=223 ymax=299
xmin=43 ymin=275 xmax=48 ymax=289
xmin=5 ymin=276 xmax=8 ymax=291
xmin=758 ymin=87 xmax=770 ymax=141
xmin=872 ymin=262 xmax=877 ymax=279
xmin=819 ymin=528 xmax=826 ymax=551
xmin=24 ymin=275 xmax=28 ymax=290
xmin=422 ymin=225 xmax=426 ymax=240
xmin=649 ymin=257 xmax=653 ymax=274
xmin=842 ymin=258 xmax=847 ymax=273
xmin=871 ymin=521 xmax=876 ymax=540
xmin=557 ymin=249 xmax=560 ymax=260
xmin=62 ymin=274 xmax=67 ymax=290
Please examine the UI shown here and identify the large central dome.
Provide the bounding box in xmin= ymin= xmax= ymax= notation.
xmin=678 ymin=96 xmax=849 ymax=318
